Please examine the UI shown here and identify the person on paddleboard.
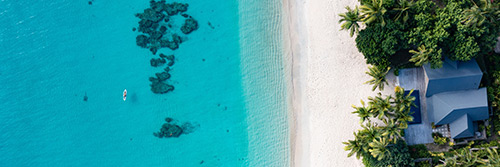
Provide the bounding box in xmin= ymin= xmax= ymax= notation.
xmin=123 ymin=89 xmax=127 ymax=101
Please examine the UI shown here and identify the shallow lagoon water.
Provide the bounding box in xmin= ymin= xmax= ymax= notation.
xmin=0 ymin=0 xmax=290 ymax=166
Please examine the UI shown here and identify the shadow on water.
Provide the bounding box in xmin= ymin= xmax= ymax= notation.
xmin=129 ymin=92 xmax=138 ymax=103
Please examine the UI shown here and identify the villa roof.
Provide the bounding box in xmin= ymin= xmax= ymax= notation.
xmin=449 ymin=114 xmax=475 ymax=139
xmin=423 ymin=59 xmax=483 ymax=97
xmin=428 ymin=87 xmax=489 ymax=126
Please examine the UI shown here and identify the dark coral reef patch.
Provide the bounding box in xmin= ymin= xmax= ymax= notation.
xmin=153 ymin=117 xmax=199 ymax=138
xmin=148 ymin=54 xmax=175 ymax=94
xmin=134 ymin=0 xmax=199 ymax=94
xmin=134 ymin=0 xmax=198 ymax=54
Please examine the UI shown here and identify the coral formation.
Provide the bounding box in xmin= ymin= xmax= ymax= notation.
xmin=155 ymin=71 xmax=171 ymax=81
xmin=181 ymin=18 xmax=199 ymax=34
xmin=134 ymin=1 xmax=201 ymax=94
xmin=150 ymin=58 xmax=166 ymax=67
xmin=153 ymin=123 xmax=183 ymax=138
xmin=134 ymin=0 xmax=198 ymax=54
xmin=148 ymin=53 xmax=175 ymax=94
xmin=150 ymin=79 xmax=174 ymax=94
xmin=153 ymin=118 xmax=198 ymax=138
xmin=136 ymin=35 xmax=149 ymax=48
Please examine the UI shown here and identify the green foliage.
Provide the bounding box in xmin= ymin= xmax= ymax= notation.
xmin=344 ymin=122 xmax=385 ymax=160
xmin=408 ymin=144 xmax=431 ymax=159
xmin=344 ymin=132 xmax=367 ymax=159
xmin=436 ymin=146 xmax=500 ymax=167
xmin=483 ymin=148 xmax=500 ymax=166
xmin=415 ymin=161 xmax=432 ymax=167
xmin=462 ymin=0 xmax=499 ymax=27
xmin=381 ymin=118 xmax=403 ymax=143
xmin=484 ymin=53 xmax=500 ymax=138
xmin=409 ymin=45 xmax=433 ymax=66
xmin=359 ymin=0 xmax=396 ymax=8
xmin=393 ymin=67 xmax=400 ymax=76
xmin=393 ymin=0 xmax=414 ymax=23
xmin=486 ymin=123 xmax=491 ymax=137
xmin=342 ymin=0 xmax=500 ymax=68
xmin=345 ymin=87 xmax=416 ymax=164
xmin=432 ymin=132 xmax=449 ymax=145
xmin=339 ymin=6 xmax=362 ymax=37
xmin=362 ymin=140 xmax=415 ymax=167
xmin=356 ymin=19 xmax=408 ymax=66
xmin=352 ymin=100 xmax=373 ymax=124
xmin=365 ymin=66 xmax=391 ymax=91
xmin=368 ymin=137 xmax=390 ymax=160
xmin=436 ymin=149 xmax=481 ymax=167
xmin=407 ymin=0 xmax=446 ymax=68
xmin=368 ymin=93 xmax=393 ymax=121
xmin=360 ymin=0 xmax=388 ymax=26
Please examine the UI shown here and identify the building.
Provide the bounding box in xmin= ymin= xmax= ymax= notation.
xmin=424 ymin=59 xmax=489 ymax=139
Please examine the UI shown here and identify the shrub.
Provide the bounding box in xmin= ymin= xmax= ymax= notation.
xmin=432 ymin=132 xmax=449 ymax=145
xmin=415 ymin=161 xmax=432 ymax=167
xmin=356 ymin=19 xmax=409 ymax=66
xmin=362 ymin=140 xmax=415 ymax=167
xmin=408 ymin=144 xmax=431 ymax=159
xmin=344 ymin=0 xmax=500 ymax=69
xmin=484 ymin=53 xmax=500 ymax=139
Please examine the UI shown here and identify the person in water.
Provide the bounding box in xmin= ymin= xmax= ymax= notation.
xmin=123 ymin=89 xmax=127 ymax=101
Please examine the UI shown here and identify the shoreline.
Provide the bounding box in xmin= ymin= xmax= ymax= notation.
xmin=285 ymin=0 xmax=309 ymax=166
xmin=238 ymin=0 xmax=292 ymax=165
xmin=288 ymin=0 xmax=397 ymax=166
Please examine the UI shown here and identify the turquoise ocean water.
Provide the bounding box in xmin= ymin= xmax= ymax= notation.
xmin=0 ymin=0 xmax=290 ymax=166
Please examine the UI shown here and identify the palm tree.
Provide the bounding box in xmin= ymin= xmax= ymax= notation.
xmin=437 ymin=156 xmax=459 ymax=167
xmin=343 ymin=133 xmax=365 ymax=159
xmin=360 ymin=0 xmax=387 ymax=26
xmin=394 ymin=109 xmax=413 ymax=129
xmin=368 ymin=93 xmax=392 ymax=119
xmin=344 ymin=126 xmax=378 ymax=159
xmin=368 ymin=137 xmax=389 ymax=160
xmin=463 ymin=4 xmax=487 ymax=27
xmin=409 ymin=45 xmax=433 ymax=66
xmin=393 ymin=86 xmax=416 ymax=112
xmin=438 ymin=149 xmax=481 ymax=167
xmin=352 ymin=100 xmax=373 ymax=124
xmin=360 ymin=122 xmax=384 ymax=144
xmin=339 ymin=6 xmax=362 ymax=37
xmin=462 ymin=0 xmax=498 ymax=27
xmin=480 ymin=148 xmax=500 ymax=166
xmin=380 ymin=118 xmax=402 ymax=143
xmin=365 ymin=65 xmax=391 ymax=91
xmin=458 ymin=149 xmax=481 ymax=166
xmin=393 ymin=0 xmax=414 ymax=23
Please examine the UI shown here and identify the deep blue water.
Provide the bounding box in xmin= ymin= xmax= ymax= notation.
xmin=0 ymin=0 xmax=290 ymax=166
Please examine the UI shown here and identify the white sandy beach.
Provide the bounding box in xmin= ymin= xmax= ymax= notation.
xmin=288 ymin=0 xmax=396 ymax=166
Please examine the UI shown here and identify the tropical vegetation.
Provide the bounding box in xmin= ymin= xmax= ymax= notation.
xmin=434 ymin=142 xmax=500 ymax=167
xmin=339 ymin=6 xmax=361 ymax=37
xmin=339 ymin=0 xmax=500 ymax=166
xmin=362 ymin=140 xmax=414 ymax=167
xmin=365 ymin=66 xmax=391 ymax=91
xmin=343 ymin=86 xmax=416 ymax=166
xmin=339 ymin=0 xmax=500 ymax=69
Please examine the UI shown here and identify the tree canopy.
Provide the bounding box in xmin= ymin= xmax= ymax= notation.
xmin=340 ymin=0 xmax=500 ymax=69
xmin=344 ymin=87 xmax=416 ymax=166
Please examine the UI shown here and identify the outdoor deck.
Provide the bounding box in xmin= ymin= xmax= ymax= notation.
xmin=398 ymin=67 xmax=434 ymax=145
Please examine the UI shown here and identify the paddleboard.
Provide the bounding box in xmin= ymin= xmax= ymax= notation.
xmin=123 ymin=89 xmax=127 ymax=101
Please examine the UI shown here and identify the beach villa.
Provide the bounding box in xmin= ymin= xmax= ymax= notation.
xmin=400 ymin=59 xmax=490 ymax=145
